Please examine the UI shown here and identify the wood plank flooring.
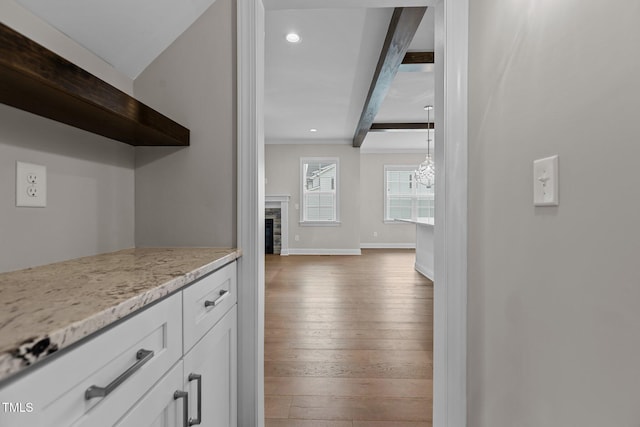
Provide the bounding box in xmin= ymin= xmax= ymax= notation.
xmin=265 ymin=249 xmax=433 ymax=426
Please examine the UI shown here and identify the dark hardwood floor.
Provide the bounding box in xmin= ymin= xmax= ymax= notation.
xmin=265 ymin=249 xmax=433 ymax=426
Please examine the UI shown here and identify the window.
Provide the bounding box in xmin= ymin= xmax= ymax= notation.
xmin=384 ymin=165 xmax=434 ymax=222
xmin=301 ymin=158 xmax=339 ymax=224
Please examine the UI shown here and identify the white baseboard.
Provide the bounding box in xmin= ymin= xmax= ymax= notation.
xmin=415 ymin=262 xmax=434 ymax=281
xmin=287 ymin=248 xmax=362 ymax=256
xmin=360 ymin=243 xmax=416 ymax=249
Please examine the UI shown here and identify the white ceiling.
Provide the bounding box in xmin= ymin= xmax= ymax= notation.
xmin=15 ymin=0 xmax=217 ymax=78
xmin=265 ymin=8 xmax=393 ymax=142
xmin=265 ymin=7 xmax=435 ymax=152
xmin=374 ymin=72 xmax=434 ymax=122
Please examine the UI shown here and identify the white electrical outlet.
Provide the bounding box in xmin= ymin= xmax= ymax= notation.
xmin=373 ymin=231 xmax=378 ymax=237
xmin=16 ymin=161 xmax=47 ymax=207
xmin=294 ymin=234 xmax=300 ymax=241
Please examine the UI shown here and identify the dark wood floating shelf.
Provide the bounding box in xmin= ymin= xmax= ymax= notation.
xmin=0 ymin=23 xmax=189 ymax=147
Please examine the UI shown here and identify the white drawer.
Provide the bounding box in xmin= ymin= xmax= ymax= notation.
xmin=183 ymin=262 xmax=237 ymax=353
xmin=0 ymin=293 xmax=182 ymax=427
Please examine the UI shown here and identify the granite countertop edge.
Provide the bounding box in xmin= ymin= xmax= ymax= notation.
xmin=0 ymin=248 xmax=241 ymax=383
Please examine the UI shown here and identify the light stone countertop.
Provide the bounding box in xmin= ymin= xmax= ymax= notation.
xmin=0 ymin=247 xmax=241 ymax=382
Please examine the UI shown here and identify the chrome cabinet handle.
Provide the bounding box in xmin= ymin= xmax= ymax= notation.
xmin=174 ymin=390 xmax=189 ymax=427
xmin=188 ymin=373 xmax=202 ymax=425
xmin=204 ymin=289 xmax=229 ymax=308
xmin=85 ymin=349 xmax=154 ymax=400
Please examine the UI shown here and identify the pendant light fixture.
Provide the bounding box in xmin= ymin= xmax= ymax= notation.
xmin=414 ymin=105 xmax=435 ymax=188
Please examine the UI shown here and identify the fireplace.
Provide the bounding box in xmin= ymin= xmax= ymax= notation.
xmin=265 ymin=218 xmax=274 ymax=254
xmin=264 ymin=209 xmax=281 ymax=254
xmin=265 ymin=195 xmax=290 ymax=256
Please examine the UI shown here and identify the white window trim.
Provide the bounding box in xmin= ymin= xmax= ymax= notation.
xmin=299 ymin=157 xmax=340 ymax=224
xmin=383 ymin=164 xmax=434 ymax=223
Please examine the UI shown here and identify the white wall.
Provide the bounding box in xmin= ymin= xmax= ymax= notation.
xmin=0 ymin=2 xmax=135 ymax=273
xmin=468 ymin=0 xmax=640 ymax=425
xmin=265 ymin=143 xmax=360 ymax=252
xmin=134 ymin=0 xmax=237 ymax=248
xmin=360 ymin=153 xmax=424 ymax=247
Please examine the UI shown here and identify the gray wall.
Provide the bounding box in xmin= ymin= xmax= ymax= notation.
xmin=360 ymin=153 xmax=423 ymax=246
xmin=468 ymin=0 xmax=640 ymax=425
xmin=134 ymin=0 xmax=237 ymax=248
xmin=0 ymin=2 xmax=135 ymax=273
xmin=265 ymin=143 xmax=361 ymax=251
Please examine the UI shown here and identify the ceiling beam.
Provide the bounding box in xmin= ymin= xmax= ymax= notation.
xmin=352 ymin=7 xmax=427 ymax=148
xmin=370 ymin=122 xmax=434 ymax=132
xmin=399 ymin=51 xmax=434 ymax=72
xmin=403 ymin=51 xmax=434 ymax=64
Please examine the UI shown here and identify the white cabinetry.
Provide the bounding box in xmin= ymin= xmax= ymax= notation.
xmin=183 ymin=262 xmax=237 ymax=354
xmin=183 ymin=306 xmax=237 ymax=427
xmin=0 ymin=294 xmax=182 ymax=427
xmin=182 ymin=261 xmax=238 ymax=427
xmin=0 ymin=260 xmax=238 ymax=427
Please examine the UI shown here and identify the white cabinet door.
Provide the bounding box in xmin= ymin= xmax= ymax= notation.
xmin=114 ymin=361 xmax=187 ymax=427
xmin=183 ymin=305 xmax=237 ymax=427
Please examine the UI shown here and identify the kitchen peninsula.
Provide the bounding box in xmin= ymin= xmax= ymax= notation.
xmin=396 ymin=218 xmax=434 ymax=280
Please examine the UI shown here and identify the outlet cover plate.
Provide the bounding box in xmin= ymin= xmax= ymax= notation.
xmin=16 ymin=161 xmax=47 ymax=207
xmin=533 ymin=155 xmax=558 ymax=206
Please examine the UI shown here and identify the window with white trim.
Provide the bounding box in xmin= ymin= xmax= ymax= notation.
xmin=384 ymin=165 xmax=434 ymax=221
xmin=301 ymin=158 xmax=339 ymax=223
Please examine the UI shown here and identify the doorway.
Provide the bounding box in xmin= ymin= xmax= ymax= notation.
xmin=237 ymin=1 xmax=469 ymax=426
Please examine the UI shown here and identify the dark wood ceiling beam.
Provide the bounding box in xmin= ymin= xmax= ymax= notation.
xmin=352 ymin=7 xmax=427 ymax=147
xmin=370 ymin=122 xmax=434 ymax=132
xmin=399 ymin=51 xmax=434 ymax=72
xmin=403 ymin=51 xmax=434 ymax=64
xmin=0 ymin=23 xmax=189 ymax=147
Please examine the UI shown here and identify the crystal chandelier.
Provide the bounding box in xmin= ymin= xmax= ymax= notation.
xmin=414 ymin=105 xmax=435 ymax=188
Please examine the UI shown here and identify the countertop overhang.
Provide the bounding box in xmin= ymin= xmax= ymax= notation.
xmin=0 ymin=247 xmax=241 ymax=382
xmin=394 ymin=218 xmax=435 ymax=227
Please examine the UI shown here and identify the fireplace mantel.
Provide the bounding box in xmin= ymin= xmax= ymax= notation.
xmin=265 ymin=195 xmax=290 ymax=256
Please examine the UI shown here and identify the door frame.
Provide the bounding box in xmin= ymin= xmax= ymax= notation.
xmin=236 ymin=0 xmax=468 ymax=425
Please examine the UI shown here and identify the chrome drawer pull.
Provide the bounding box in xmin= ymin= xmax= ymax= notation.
xmin=188 ymin=373 xmax=202 ymax=425
xmin=85 ymin=349 xmax=154 ymax=400
xmin=174 ymin=390 xmax=189 ymax=427
xmin=204 ymin=289 xmax=229 ymax=308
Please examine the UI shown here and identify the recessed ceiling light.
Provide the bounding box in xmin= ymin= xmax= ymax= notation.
xmin=309 ymin=128 xmax=317 ymax=132
xmin=286 ymin=33 xmax=301 ymax=43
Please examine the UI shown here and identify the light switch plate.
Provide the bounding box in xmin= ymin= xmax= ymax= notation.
xmin=16 ymin=161 xmax=47 ymax=207
xmin=533 ymin=155 xmax=558 ymax=206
